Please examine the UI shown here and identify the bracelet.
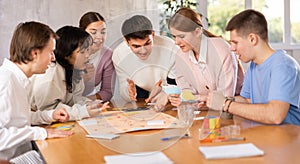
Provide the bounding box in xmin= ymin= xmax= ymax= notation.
xmin=227 ymin=100 xmax=234 ymax=113
xmin=222 ymin=99 xmax=230 ymax=112
xmin=224 ymin=97 xmax=235 ymax=112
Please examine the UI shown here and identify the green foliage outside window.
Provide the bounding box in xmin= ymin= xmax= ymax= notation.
xmin=158 ymin=0 xmax=198 ymax=37
xmin=158 ymin=0 xmax=300 ymax=44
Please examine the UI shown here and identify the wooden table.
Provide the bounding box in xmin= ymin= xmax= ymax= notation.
xmin=36 ymin=104 xmax=300 ymax=164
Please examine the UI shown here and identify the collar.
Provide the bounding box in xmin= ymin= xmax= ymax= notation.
xmin=188 ymin=34 xmax=208 ymax=64
xmin=3 ymin=58 xmax=31 ymax=88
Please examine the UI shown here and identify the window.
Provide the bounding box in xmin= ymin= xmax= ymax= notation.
xmin=204 ymin=0 xmax=300 ymax=49
xmin=253 ymin=0 xmax=284 ymax=43
xmin=158 ymin=0 xmax=300 ymax=49
xmin=207 ymin=0 xmax=245 ymax=39
xmin=291 ymin=0 xmax=300 ymax=44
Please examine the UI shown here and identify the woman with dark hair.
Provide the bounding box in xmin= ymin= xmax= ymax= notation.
xmin=29 ymin=26 xmax=109 ymax=120
xmin=168 ymin=7 xmax=244 ymax=109
xmin=79 ymin=11 xmax=115 ymax=101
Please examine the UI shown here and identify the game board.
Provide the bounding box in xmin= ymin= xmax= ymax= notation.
xmin=78 ymin=109 xmax=182 ymax=134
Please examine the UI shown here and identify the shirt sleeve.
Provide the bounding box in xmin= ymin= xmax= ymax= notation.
xmin=31 ymin=70 xmax=90 ymax=121
xmin=72 ymin=79 xmax=91 ymax=105
xmin=0 ymin=125 xmax=47 ymax=152
xmin=0 ymin=82 xmax=47 ymax=152
xmin=112 ymin=51 xmax=131 ymax=102
xmin=30 ymin=110 xmax=54 ymax=125
xmin=97 ymin=50 xmax=115 ymax=101
xmin=240 ymin=63 xmax=252 ymax=99
xmin=269 ymin=62 xmax=300 ymax=107
xmin=217 ymin=51 xmax=237 ymax=97
xmin=56 ymin=103 xmax=90 ymax=121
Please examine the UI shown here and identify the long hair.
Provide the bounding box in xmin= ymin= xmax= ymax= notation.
xmin=168 ymin=7 xmax=217 ymax=37
xmin=55 ymin=26 xmax=92 ymax=93
xmin=79 ymin=11 xmax=105 ymax=30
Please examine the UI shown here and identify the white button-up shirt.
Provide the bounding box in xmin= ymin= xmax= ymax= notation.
xmin=0 ymin=59 xmax=52 ymax=160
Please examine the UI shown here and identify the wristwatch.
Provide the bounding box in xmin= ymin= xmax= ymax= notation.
xmin=223 ymin=96 xmax=235 ymax=112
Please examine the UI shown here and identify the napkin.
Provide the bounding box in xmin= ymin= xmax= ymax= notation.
xmin=199 ymin=143 xmax=264 ymax=159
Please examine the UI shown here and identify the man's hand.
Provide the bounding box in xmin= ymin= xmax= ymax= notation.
xmin=53 ymin=108 xmax=69 ymax=122
xmin=82 ymin=63 xmax=95 ymax=83
xmin=45 ymin=128 xmax=73 ymax=138
xmin=145 ymin=79 xmax=162 ymax=103
xmin=127 ymin=78 xmax=137 ymax=101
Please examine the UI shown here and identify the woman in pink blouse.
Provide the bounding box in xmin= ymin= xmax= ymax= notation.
xmin=79 ymin=12 xmax=115 ymax=101
xmin=168 ymin=7 xmax=244 ymax=108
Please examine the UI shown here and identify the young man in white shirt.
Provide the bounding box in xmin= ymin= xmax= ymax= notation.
xmin=0 ymin=21 xmax=73 ymax=161
xmin=112 ymin=15 xmax=178 ymax=110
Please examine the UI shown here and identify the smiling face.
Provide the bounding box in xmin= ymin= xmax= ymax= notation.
xmin=126 ymin=33 xmax=154 ymax=60
xmin=229 ymin=30 xmax=254 ymax=63
xmin=169 ymin=27 xmax=200 ymax=53
xmin=67 ymin=46 xmax=90 ymax=70
xmin=85 ymin=20 xmax=106 ymax=54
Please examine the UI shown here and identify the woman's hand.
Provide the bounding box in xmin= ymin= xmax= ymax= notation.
xmin=86 ymin=101 xmax=110 ymax=117
xmin=52 ymin=108 xmax=69 ymax=122
xmin=168 ymin=94 xmax=181 ymax=107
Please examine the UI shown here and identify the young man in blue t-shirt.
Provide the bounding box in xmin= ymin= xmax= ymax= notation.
xmin=207 ymin=9 xmax=300 ymax=125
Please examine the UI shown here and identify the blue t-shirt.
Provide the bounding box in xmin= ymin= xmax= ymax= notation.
xmin=241 ymin=50 xmax=300 ymax=125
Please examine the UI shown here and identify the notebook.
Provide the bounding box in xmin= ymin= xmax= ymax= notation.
xmin=199 ymin=143 xmax=264 ymax=159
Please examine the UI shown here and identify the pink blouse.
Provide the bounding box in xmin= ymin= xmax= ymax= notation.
xmin=175 ymin=35 xmax=244 ymax=101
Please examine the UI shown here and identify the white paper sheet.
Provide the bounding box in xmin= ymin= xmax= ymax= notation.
xmin=199 ymin=143 xmax=264 ymax=159
xmin=86 ymin=133 xmax=120 ymax=140
xmin=104 ymin=152 xmax=173 ymax=164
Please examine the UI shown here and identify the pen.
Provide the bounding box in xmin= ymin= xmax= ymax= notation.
xmin=161 ymin=136 xmax=181 ymax=141
xmin=161 ymin=134 xmax=190 ymax=141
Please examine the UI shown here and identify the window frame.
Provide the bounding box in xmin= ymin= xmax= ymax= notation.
xmin=197 ymin=0 xmax=300 ymax=50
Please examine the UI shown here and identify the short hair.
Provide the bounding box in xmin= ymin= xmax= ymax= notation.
xmin=10 ymin=21 xmax=56 ymax=64
xmin=79 ymin=11 xmax=105 ymax=30
xmin=55 ymin=26 xmax=92 ymax=93
xmin=121 ymin=15 xmax=153 ymax=41
xmin=225 ymin=9 xmax=268 ymax=41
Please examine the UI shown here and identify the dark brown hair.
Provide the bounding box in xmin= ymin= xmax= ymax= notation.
xmin=225 ymin=9 xmax=268 ymax=41
xmin=168 ymin=7 xmax=217 ymax=37
xmin=55 ymin=26 xmax=92 ymax=93
xmin=10 ymin=21 xmax=56 ymax=64
xmin=79 ymin=11 xmax=105 ymax=30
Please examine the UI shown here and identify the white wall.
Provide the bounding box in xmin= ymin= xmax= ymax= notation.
xmin=0 ymin=0 xmax=159 ymax=64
